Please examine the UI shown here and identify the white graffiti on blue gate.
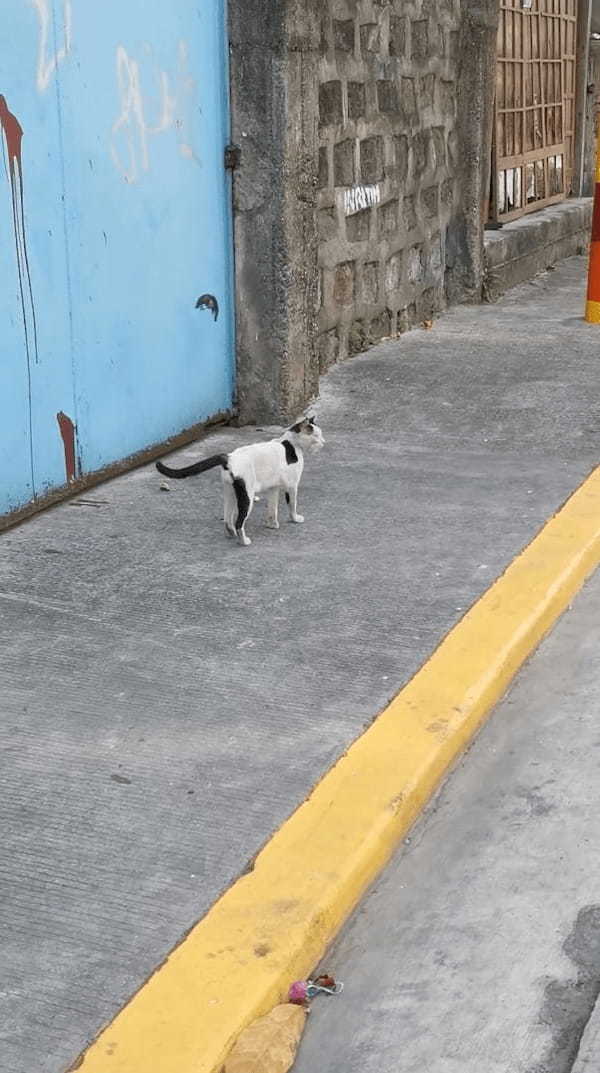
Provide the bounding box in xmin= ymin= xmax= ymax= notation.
xmin=110 ymin=42 xmax=198 ymax=183
xmin=174 ymin=41 xmax=199 ymax=165
xmin=30 ymin=0 xmax=72 ymax=91
xmin=111 ymin=46 xmax=175 ymax=183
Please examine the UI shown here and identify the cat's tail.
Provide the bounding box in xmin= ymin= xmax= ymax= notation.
xmin=156 ymin=453 xmax=228 ymax=479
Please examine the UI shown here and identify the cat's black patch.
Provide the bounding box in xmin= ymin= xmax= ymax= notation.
xmin=282 ymin=439 xmax=298 ymax=464
xmin=233 ymin=476 xmax=251 ymax=531
xmin=290 ymin=421 xmax=303 ymax=433
xmin=285 ymin=492 xmax=290 ymax=504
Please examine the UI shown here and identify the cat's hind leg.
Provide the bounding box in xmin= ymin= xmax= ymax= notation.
xmin=223 ymin=482 xmax=237 ymax=538
xmin=264 ymin=488 xmax=280 ymax=529
xmin=285 ymin=483 xmax=304 ymax=524
xmin=233 ymin=476 xmax=253 ymax=546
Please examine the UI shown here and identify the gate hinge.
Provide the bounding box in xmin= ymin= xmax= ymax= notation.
xmin=224 ymin=144 xmax=241 ymax=171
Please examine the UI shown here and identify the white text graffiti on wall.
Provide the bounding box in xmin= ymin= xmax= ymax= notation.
xmin=111 ymin=42 xmax=198 ymax=183
xmin=30 ymin=0 xmax=72 ymax=92
xmin=343 ymin=184 xmax=381 ymax=216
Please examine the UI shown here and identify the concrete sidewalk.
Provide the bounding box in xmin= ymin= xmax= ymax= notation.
xmin=1 ymin=255 xmax=599 ymax=1073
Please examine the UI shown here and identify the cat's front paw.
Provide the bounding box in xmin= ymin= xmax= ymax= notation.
xmin=290 ymin=514 xmax=304 ymax=524
xmin=265 ymin=518 xmax=280 ymax=530
xmin=237 ymin=533 xmax=252 ymax=547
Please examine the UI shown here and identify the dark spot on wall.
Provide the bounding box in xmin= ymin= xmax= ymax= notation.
xmin=195 ymin=293 xmax=219 ymax=321
xmin=348 ymin=82 xmax=366 ymax=119
xmin=319 ymin=81 xmax=343 ymax=126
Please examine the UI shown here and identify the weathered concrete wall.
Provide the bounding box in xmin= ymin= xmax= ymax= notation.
xmin=228 ymin=0 xmax=321 ymax=424
xmin=447 ymin=0 xmax=498 ymax=303
xmin=583 ymin=39 xmax=600 ymax=197
xmin=229 ymin=0 xmax=498 ymax=418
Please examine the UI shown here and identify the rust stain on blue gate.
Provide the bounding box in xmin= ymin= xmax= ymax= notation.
xmin=0 ymin=1 xmax=233 ymax=518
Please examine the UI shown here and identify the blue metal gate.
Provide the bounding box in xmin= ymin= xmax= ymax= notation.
xmin=0 ymin=1 xmax=233 ymax=518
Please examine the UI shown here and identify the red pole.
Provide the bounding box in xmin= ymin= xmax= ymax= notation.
xmin=585 ymin=124 xmax=600 ymax=323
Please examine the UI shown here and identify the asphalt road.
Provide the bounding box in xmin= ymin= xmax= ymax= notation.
xmin=294 ymin=566 xmax=600 ymax=1073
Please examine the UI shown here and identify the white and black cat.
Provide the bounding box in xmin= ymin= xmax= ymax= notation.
xmin=156 ymin=417 xmax=325 ymax=546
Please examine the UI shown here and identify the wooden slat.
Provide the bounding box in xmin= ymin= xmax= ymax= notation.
xmin=498 ymin=141 xmax=565 ymax=169
xmin=490 ymin=0 xmax=578 ymax=223
xmin=497 ymin=190 xmax=564 ymax=223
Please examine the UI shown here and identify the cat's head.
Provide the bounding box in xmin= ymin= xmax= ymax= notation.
xmin=289 ymin=416 xmax=325 ymax=452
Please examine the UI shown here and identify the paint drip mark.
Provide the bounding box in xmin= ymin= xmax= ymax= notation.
xmin=56 ymin=411 xmax=77 ymax=484
xmin=0 ymin=96 xmax=39 ymax=370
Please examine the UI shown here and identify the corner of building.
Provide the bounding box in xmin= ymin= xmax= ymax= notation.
xmin=228 ymin=0 xmax=321 ymax=425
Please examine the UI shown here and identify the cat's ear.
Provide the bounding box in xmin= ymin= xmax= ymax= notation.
xmin=307 ymin=415 xmax=315 ymax=425
xmin=290 ymin=420 xmax=303 ymax=433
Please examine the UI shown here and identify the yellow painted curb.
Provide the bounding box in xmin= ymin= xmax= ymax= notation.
xmin=585 ymin=298 xmax=600 ymax=323
xmin=72 ymin=467 xmax=600 ymax=1073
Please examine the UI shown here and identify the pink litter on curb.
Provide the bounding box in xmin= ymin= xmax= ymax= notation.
xmin=288 ymin=980 xmax=309 ymax=1005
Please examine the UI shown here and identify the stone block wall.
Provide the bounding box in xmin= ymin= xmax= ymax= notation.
xmin=317 ymin=0 xmax=462 ymax=371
